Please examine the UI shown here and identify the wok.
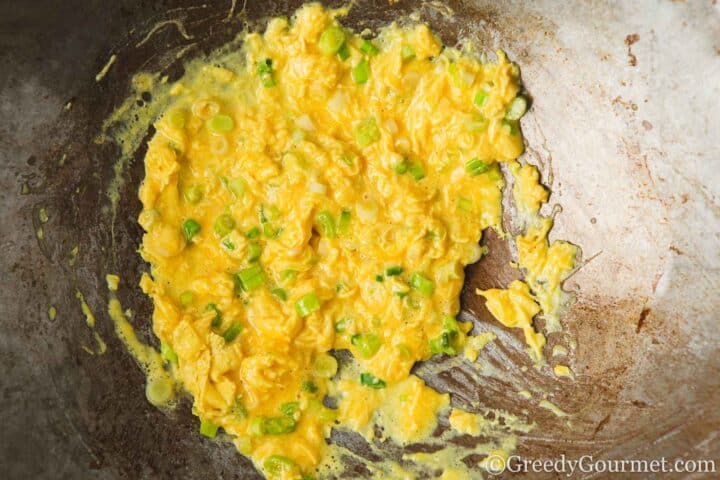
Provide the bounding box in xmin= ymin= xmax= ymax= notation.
xmin=1 ymin=0 xmax=718 ymax=478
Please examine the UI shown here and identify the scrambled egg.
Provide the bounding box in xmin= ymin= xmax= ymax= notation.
xmin=135 ymin=4 xmax=575 ymax=478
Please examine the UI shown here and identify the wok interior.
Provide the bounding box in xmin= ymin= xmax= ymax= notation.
xmin=4 ymin=0 xmax=718 ymax=478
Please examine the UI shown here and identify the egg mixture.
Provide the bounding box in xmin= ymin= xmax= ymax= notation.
xmin=135 ymin=4 xmax=576 ymax=478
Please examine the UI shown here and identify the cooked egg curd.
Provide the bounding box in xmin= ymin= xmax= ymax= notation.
xmin=136 ymin=3 xmax=575 ymax=478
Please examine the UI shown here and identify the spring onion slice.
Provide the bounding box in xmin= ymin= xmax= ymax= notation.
xmin=236 ymin=265 xmax=265 ymax=292
xmin=352 ymin=59 xmax=370 ymax=84
xmin=360 ymin=372 xmax=386 ymax=389
xmin=182 ymin=219 xmax=201 ymax=242
xmin=257 ymin=58 xmax=276 ymax=87
xmin=222 ymin=322 xmax=243 ymax=343
xmin=315 ymin=211 xmax=337 ymax=238
xmin=351 ymin=333 xmax=381 ymax=358
xmin=338 ymin=210 xmax=351 ymax=235
xmin=355 ymin=116 xmax=380 ymax=147
xmin=213 ymin=214 xmax=236 ymax=237
xmin=199 ymin=419 xmax=220 ymax=438
xmin=466 ymin=157 xmax=491 ymax=176
xmin=385 ymin=266 xmax=403 ymax=276
xmin=505 ymin=96 xmax=527 ymax=120
xmin=410 ymin=272 xmax=434 ymax=295
xmin=319 ymin=26 xmax=345 ymax=55
xmin=401 ymin=44 xmax=415 ymax=61
xmin=295 ymin=292 xmax=320 ymax=317
xmin=359 ymin=39 xmax=380 ymax=56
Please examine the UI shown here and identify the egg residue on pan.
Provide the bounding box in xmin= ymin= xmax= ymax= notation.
xmin=134 ymin=3 xmax=577 ymax=478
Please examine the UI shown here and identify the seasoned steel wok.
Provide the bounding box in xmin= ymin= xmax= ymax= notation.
xmin=1 ymin=0 xmax=718 ymax=478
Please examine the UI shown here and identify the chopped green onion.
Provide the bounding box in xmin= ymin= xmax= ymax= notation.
xmin=145 ymin=377 xmax=173 ymax=406
xmin=428 ymin=334 xmax=448 ymax=354
xmin=271 ymin=288 xmax=287 ymax=301
xmin=313 ymin=353 xmax=338 ymax=378
xmin=280 ymin=401 xmax=299 ymax=417
xmin=502 ymin=118 xmax=520 ymax=135
xmin=257 ymin=58 xmax=275 ymax=78
xmin=447 ymin=63 xmax=464 ymax=87
xmin=334 ymin=316 xmax=350 ymax=333
xmin=319 ymin=26 xmax=346 ymax=55
xmin=199 ymin=419 xmax=219 ymax=438
xmin=401 ymin=44 xmax=415 ymax=61
xmin=263 ymin=222 xmax=280 ymax=238
xmin=179 ymin=291 xmax=194 ymax=306
xmin=466 ymin=113 xmax=489 ymax=132
xmin=248 ymin=417 xmax=265 ymax=436
xmin=232 ymin=399 xmax=248 ymax=418
xmin=354 ymin=116 xmax=380 ymax=147
xmin=246 ymin=227 xmax=260 ymax=239
xmin=385 ymin=266 xmax=403 ymax=276
xmin=281 ymin=269 xmax=297 ymax=283
xmin=247 ymin=242 xmax=262 ymax=262
xmin=351 ymin=333 xmax=381 ymax=358
xmin=474 ymin=90 xmax=488 ymax=108
xmin=315 ymin=211 xmax=337 ymax=238
xmin=429 ymin=332 xmax=458 ymax=355
xmin=394 ymin=160 xmax=408 ymax=174
xmin=429 ymin=316 xmax=461 ymax=355
xmin=214 ymin=214 xmax=236 ymax=237
xmin=226 ymin=177 xmax=246 ymax=198
xmin=457 ymin=197 xmax=473 ymax=212
xmin=207 ymin=114 xmax=234 ymax=133
xmin=184 ymin=185 xmax=203 ymax=204
xmin=205 ymin=303 xmax=222 ymax=328
xmin=487 ymin=164 xmax=502 ymax=182
xmin=221 ymin=238 xmax=235 ymax=251
xmin=360 ymin=372 xmax=386 ymax=389
xmin=466 ymin=157 xmax=491 ymax=176
xmin=222 ymin=322 xmax=243 ymax=343
xmin=257 ymin=58 xmax=276 ymax=87
xmin=395 ymin=291 xmax=409 ymax=298
xmin=182 ymin=219 xmax=201 ymax=242
xmin=359 ymin=39 xmax=380 ymax=56
xmin=505 ymin=96 xmax=527 ymax=120
xmin=337 ymin=42 xmax=350 ymax=60
xmin=375 ymin=274 xmax=384 ymax=283
xmin=160 ymin=341 xmax=178 ymax=365
xmin=302 ymin=380 xmax=318 ymax=393
xmin=263 ymin=415 xmax=296 ymax=435
xmin=256 ymin=204 xmax=267 ymax=223
xmin=410 ymin=272 xmax=434 ymax=296
xmin=236 ymin=265 xmax=265 ymax=292
xmin=295 ymin=292 xmax=320 ymax=317
xmin=338 ymin=210 xmax=351 ymax=235
xmin=267 ymin=205 xmax=280 ymax=220
xmin=340 ymin=153 xmax=355 ymax=166
xmin=407 ymin=162 xmax=425 ymax=181
xmin=263 ymin=455 xmax=297 ymax=475
xmin=352 ymin=59 xmax=370 ymax=84
xmin=443 ymin=316 xmax=459 ymax=332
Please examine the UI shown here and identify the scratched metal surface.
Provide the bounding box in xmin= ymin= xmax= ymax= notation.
xmin=1 ymin=0 xmax=718 ymax=478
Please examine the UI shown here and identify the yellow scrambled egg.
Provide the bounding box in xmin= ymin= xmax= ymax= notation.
xmin=136 ymin=4 xmax=575 ymax=478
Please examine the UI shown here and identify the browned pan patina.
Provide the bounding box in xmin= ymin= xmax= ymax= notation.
xmin=1 ymin=0 xmax=718 ymax=478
